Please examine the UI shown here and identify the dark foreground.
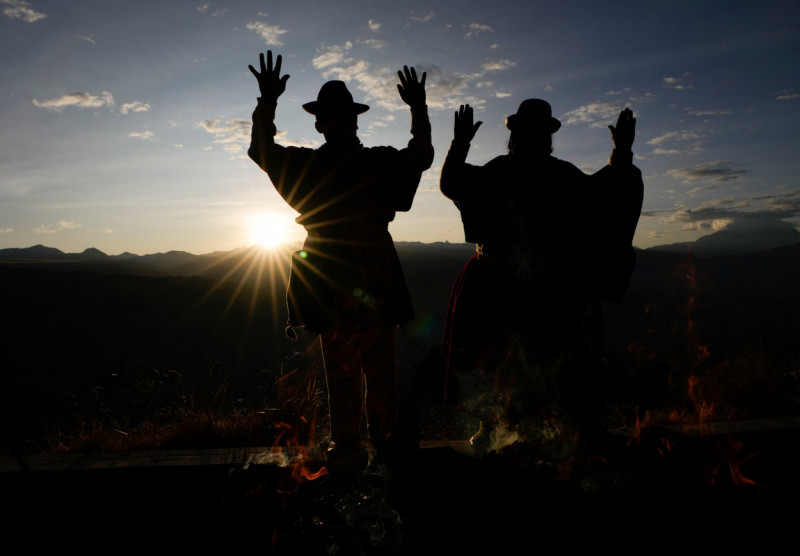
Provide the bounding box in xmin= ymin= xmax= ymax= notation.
xmin=3 ymin=423 xmax=800 ymax=554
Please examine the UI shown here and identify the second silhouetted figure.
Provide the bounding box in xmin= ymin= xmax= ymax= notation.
xmin=439 ymin=99 xmax=643 ymax=448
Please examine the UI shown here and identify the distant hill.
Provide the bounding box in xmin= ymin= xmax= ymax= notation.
xmin=3 ymin=240 xmax=798 ymax=363
xmin=647 ymin=219 xmax=800 ymax=257
xmin=3 ymin=239 xmax=800 ymax=451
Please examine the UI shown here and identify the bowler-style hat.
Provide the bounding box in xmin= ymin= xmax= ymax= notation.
xmin=302 ymin=80 xmax=370 ymax=116
xmin=505 ymin=99 xmax=561 ymax=133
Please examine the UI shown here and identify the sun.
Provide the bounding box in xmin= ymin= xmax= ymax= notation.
xmin=246 ymin=210 xmax=297 ymax=249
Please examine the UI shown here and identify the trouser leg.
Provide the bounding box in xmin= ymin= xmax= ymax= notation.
xmin=320 ymin=331 xmax=363 ymax=450
xmin=362 ymin=325 xmax=397 ymax=446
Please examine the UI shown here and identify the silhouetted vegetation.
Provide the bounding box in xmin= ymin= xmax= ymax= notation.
xmin=2 ymin=241 xmax=800 ymax=455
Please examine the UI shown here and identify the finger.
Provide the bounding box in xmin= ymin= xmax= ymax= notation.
xmin=420 ymin=71 xmax=427 ymax=88
xmin=267 ymin=50 xmax=274 ymax=72
xmin=275 ymin=54 xmax=282 ymax=75
xmin=259 ymin=52 xmax=266 ymax=73
xmin=410 ymin=66 xmax=418 ymax=83
xmin=248 ymin=65 xmax=259 ymax=78
xmin=397 ymin=70 xmax=407 ymax=87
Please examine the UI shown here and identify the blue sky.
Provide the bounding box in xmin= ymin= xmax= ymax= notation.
xmin=1 ymin=0 xmax=799 ymax=255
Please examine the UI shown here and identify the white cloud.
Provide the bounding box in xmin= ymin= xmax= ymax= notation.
xmin=246 ymin=20 xmax=289 ymax=46
xmin=481 ymin=59 xmax=516 ymax=72
xmin=120 ymin=101 xmax=150 ymax=114
xmin=78 ymin=34 xmax=97 ymax=45
xmin=87 ymin=227 xmax=114 ymax=235
xmin=409 ymin=10 xmax=435 ymax=23
xmin=32 ymin=91 xmax=115 ymax=112
xmin=667 ymin=161 xmax=748 ymax=184
xmin=197 ymin=118 xmax=250 ymax=145
xmin=2 ymin=0 xmax=46 ymax=23
xmin=368 ymin=19 xmax=380 ymax=32
xmin=197 ymin=4 xmax=226 ymax=17
xmin=465 ymin=22 xmax=492 ymax=39
xmin=648 ymin=130 xmax=704 ymax=155
xmin=313 ymin=42 xmax=354 ymax=69
xmin=562 ymin=101 xmax=622 ymax=128
xmin=687 ymin=109 xmax=731 ymax=116
xmin=129 ymin=131 xmax=154 ymax=139
xmin=776 ymin=89 xmax=800 ymax=100
xmin=662 ymin=73 xmax=693 ymax=90
xmin=0 ymin=227 xmax=13 ymax=233
xmin=274 ymin=129 xmax=319 ymax=149
xmin=361 ymin=39 xmax=386 ymax=50
xmin=34 ymin=220 xmax=81 ymax=234
xmin=418 ymin=65 xmax=486 ymax=111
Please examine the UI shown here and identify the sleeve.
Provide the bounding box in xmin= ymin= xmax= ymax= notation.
xmin=388 ymin=104 xmax=435 ymax=213
xmin=440 ymin=148 xmax=502 ymax=244
xmin=247 ymin=97 xmax=314 ymax=208
xmin=589 ymin=162 xmax=644 ymax=303
xmin=408 ymin=104 xmax=434 ymax=171
xmin=439 ymin=139 xmax=490 ymax=202
xmin=247 ymin=97 xmax=279 ymax=173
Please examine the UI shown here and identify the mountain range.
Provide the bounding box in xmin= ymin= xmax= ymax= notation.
xmin=3 ymin=234 xmax=800 ymax=454
xmin=4 ymin=215 xmax=799 ymax=264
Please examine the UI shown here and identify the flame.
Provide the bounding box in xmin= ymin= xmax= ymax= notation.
xmin=261 ymin=345 xmax=332 ymax=495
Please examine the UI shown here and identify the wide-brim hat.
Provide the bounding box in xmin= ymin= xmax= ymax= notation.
xmin=505 ymin=99 xmax=561 ymax=133
xmin=302 ymin=80 xmax=369 ymax=116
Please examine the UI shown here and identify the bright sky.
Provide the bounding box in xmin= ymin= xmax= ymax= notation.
xmin=1 ymin=0 xmax=799 ymax=255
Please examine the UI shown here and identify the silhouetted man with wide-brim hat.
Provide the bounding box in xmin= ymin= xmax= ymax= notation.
xmin=248 ymin=51 xmax=433 ymax=468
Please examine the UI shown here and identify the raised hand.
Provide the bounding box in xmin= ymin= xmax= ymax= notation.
xmin=453 ymin=104 xmax=483 ymax=144
xmin=609 ymin=107 xmax=636 ymax=152
xmin=397 ymin=65 xmax=427 ymax=108
xmin=249 ymin=50 xmax=290 ymax=102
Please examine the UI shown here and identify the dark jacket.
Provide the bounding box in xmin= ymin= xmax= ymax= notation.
xmin=441 ymin=146 xmax=643 ymax=304
xmin=249 ymin=99 xmax=434 ymax=334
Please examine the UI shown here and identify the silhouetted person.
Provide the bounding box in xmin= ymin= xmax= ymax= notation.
xmin=248 ymin=51 xmax=433 ymax=466
xmin=439 ymin=100 xmax=643 ymax=446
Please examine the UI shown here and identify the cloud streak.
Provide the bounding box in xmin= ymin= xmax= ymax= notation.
xmin=34 ymin=220 xmax=81 ymax=234
xmin=667 ymin=161 xmax=748 ymax=184
xmin=648 ymin=130 xmax=705 ymax=155
xmin=33 ymin=91 xmax=115 ymax=112
xmin=2 ymin=0 xmax=46 ymax=23
xmin=653 ymin=188 xmax=800 ymax=233
xmin=562 ymin=101 xmax=622 ymax=128
xmin=247 ymin=20 xmax=289 ymax=46
xmin=312 ymin=40 xmax=515 ymax=112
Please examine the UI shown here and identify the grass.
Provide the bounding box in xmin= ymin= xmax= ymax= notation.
xmin=43 ymin=410 xmax=286 ymax=454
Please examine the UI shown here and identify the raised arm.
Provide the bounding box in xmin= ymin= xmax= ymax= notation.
xmin=397 ymin=65 xmax=434 ymax=171
xmin=247 ymin=51 xmax=290 ymax=172
xmin=440 ymin=104 xmax=483 ymax=200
